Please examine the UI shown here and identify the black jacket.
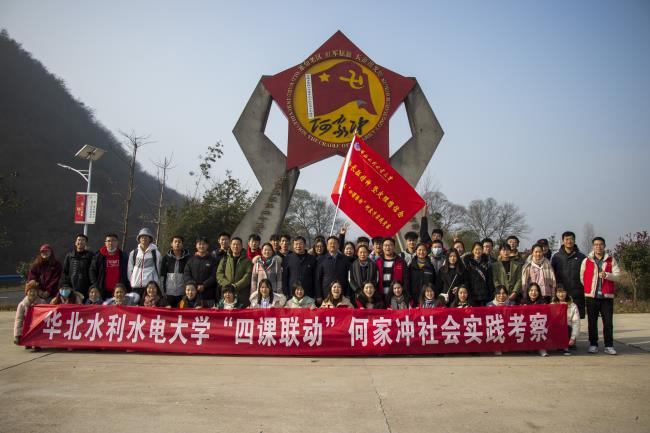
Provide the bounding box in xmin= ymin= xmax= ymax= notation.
xmin=463 ymin=255 xmax=494 ymax=304
xmin=407 ymin=257 xmax=436 ymax=300
xmin=282 ymin=252 xmax=317 ymax=298
xmin=551 ymin=247 xmax=586 ymax=299
xmin=160 ymin=249 xmax=190 ymax=294
xmin=436 ymin=265 xmax=467 ymax=305
xmin=349 ymin=259 xmax=379 ymax=293
xmin=62 ymin=249 xmax=94 ymax=296
xmin=90 ymin=248 xmax=131 ymax=297
xmin=183 ymin=253 xmax=218 ymax=301
xmin=315 ymin=252 xmax=352 ymax=299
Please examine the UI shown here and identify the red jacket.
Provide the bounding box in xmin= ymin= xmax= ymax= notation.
xmin=376 ymin=255 xmax=407 ymax=294
xmin=580 ymin=252 xmax=621 ymax=299
xmin=28 ymin=259 xmax=62 ymax=297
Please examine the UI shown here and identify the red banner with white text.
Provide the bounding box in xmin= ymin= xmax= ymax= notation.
xmin=19 ymin=305 xmax=568 ymax=356
xmin=331 ymin=135 xmax=425 ymax=237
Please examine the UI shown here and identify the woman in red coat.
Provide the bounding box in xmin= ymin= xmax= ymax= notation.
xmin=27 ymin=244 xmax=62 ymax=302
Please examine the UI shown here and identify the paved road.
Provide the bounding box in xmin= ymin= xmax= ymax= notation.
xmin=1 ymin=312 xmax=649 ymax=433
xmin=0 ymin=286 xmax=24 ymax=309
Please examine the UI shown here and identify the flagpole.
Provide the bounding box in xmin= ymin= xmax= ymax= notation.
xmin=329 ymin=131 xmax=358 ymax=237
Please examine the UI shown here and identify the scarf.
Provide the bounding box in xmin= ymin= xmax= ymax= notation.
xmin=144 ymin=294 xmax=160 ymax=307
xmin=526 ymin=258 xmax=556 ymax=297
xmin=422 ymin=298 xmax=436 ymax=308
xmin=417 ymin=258 xmax=427 ymax=269
xmin=391 ymin=296 xmax=408 ymax=310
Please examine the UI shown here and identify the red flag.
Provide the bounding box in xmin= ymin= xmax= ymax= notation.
xmin=308 ymin=61 xmax=377 ymax=116
xmin=331 ymin=135 xmax=425 ymax=237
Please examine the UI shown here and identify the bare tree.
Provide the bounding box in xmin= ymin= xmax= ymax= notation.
xmin=463 ymin=197 xmax=530 ymax=242
xmin=582 ymin=222 xmax=595 ymax=253
xmin=119 ymin=131 xmax=152 ymax=250
xmin=152 ymin=155 xmax=175 ymax=244
xmin=417 ymin=175 xmax=466 ymax=234
xmin=285 ymin=189 xmax=343 ymax=245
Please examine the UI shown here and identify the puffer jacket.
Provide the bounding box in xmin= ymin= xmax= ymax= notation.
xmin=250 ymin=255 xmax=283 ymax=296
xmin=160 ymin=249 xmax=190 ymax=297
xmin=14 ymin=296 xmax=43 ymax=338
xmin=62 ymin=249 xmax=94 ymax=296
xmin=249 ymin=291 xmax=287 ymax=308
xmin=463 ymin=255 xmax=494 ymax=304
xmin=552 ymin=247 xmax=586 ymax=300
xmin=128 ymin=244 xmax=162 ymax=289
xmin=580 ymin=252 xmax=621 ymax=298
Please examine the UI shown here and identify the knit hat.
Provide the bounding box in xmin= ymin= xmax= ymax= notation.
xmin=39 ymin=244 xmax=53 ymax=253
xmin=136 ymin=227 xmax=154 ymax=242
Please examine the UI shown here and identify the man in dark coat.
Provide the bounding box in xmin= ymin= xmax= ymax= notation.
xmin=552 ymin=231 xmax=587 ymax=319
xmin=90 ymin=233 xmax=130 ymax=298
xmin=315 ymin=236 xmax=351 ymax=302
xmin=62 ymin=234 xmax=94 ymax=298
xmin=183 ymin=236 xmax=218 ymax=307
xmin=282 ymin=236 xmax=317 ymax=299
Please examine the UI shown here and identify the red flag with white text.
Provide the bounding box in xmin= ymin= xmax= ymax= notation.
xmin=331 ymin=135 xmax=425 ymax=237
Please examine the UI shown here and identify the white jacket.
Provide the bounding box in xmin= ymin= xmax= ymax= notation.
xmin=567 ymin=302 xmax=581 ymax=341
xmin=128 ymin=244 xmax=162 ymax=288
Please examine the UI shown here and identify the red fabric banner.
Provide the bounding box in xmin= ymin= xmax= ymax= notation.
xmin=310 ymin=60 xmax=377 ymax=116
xmin=19 ymin=305 xmax=568 ymax=356
xmin=74 ymin=193 xmax=86 ymax=224
xmin=331 ymin=135 xmax=425 ymax=237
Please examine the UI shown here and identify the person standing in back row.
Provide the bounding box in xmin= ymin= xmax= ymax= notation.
xmin=184 ymin=236 xmax=218 ymax=307
xmin=161 ymin=235 xmax=190 ymax=307
xmin=62 ymin=233 xmax=94 ymax=298
xmin=217 ymin=237 xmax=253 ymax=307
xmin=552 ymin=231 xmax=587 ymax=319
xmin=581 ymin=237 xmax=621 ymax=355
xmin=128 ymin=228 xmax=161 ymax=297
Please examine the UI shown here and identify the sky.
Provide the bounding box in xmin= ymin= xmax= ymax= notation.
xmin=2 ymin=0 xmax=649 ymax=248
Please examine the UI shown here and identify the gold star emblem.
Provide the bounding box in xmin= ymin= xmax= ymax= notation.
xmin=318 ymin=72 xmax=330 ymax=82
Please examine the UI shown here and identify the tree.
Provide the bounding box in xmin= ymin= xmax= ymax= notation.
xmin=463 ymin=197 xmax=530 ymax=242
xmin=417 ymin=176 xmax=466 ymax=235
xmin=0 ymin=170 xmax=20 ymax=246
xmin=582 ymin=222 xmax=595 ymax=253
xmin=163 ymin=170 xmax=254 ymax=247
xmin=119 ymin=131 xmax=152 ymax=249
xmin=614 ymin=231 xmax=650 ymax=306
xmin=283 ymin=189 xmax=343 ymax=245
xmin=152 ymin=155 xmax=175 ymax=245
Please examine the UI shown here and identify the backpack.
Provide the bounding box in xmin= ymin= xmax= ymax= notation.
xmin=131 ymin=248 xmax=158 ymax=275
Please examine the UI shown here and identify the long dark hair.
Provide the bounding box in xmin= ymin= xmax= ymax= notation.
xmin=443 ymin=248 xmax=465 ymax=275
xmin=255 ymin=278 xmax=275 ymax=304
xmin=324 ymin=280 xmax=344 ymax=306
xmin=356 ymin=280 xmax=384 ymax=308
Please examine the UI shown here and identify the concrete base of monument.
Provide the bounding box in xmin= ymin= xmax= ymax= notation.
xmin=1 ymin=312 xmax=648 ymax=433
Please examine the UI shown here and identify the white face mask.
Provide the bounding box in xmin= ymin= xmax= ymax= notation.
xmin=431 ymin=247 xmax=442 ymax=256
xmin=107 ymin=246 xmax=117 ymax=253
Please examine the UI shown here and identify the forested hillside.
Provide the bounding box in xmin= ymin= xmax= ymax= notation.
xmin=0 ymin=30 xmax=184 ymax=273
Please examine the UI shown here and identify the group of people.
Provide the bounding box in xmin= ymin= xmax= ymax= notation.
xmin=14 ymin=217 xmax=621 ymax=356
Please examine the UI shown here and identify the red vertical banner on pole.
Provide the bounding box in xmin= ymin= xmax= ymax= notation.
xmin=74 ymin=193 xmax=87 ymax=224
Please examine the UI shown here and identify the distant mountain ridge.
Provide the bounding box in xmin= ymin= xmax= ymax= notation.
xmin=0 ymin=30 xmax=184 ymax=273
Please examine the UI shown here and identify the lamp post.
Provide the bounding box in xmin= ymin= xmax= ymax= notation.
xmin=57 ymin=145 xmax=106 ymax=236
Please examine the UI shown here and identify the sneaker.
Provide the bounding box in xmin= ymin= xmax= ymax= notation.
xmin=539 ymin=349 xmax=548 ymax=357
xmin=604 ymin=347 xmax=617 ymax=355
xmin=494 ymin=351 xmax=502 ymax=356
xmin=563 ymin=349 xmax=571 ymax=356
xmin=588 ymin=345 xmax=598 ymax=354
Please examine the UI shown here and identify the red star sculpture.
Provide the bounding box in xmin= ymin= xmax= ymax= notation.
xmin=263 ymin=31 xmax=415 ymax=170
